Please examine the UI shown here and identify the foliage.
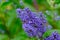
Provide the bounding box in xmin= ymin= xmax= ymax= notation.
xmin=0 ymin=0 xmax=60 ymax=40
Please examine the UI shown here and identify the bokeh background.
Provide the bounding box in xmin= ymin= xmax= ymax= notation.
xmin=0 ymin=0 xmax=60 ymax=40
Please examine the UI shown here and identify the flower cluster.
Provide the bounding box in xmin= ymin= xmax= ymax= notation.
xmin=45 ymin=31 xmax=60 ymax=40
xmin=16 ymin=8 xmax=48 ymax=38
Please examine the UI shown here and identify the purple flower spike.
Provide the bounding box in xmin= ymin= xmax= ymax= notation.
xmin=16 ymin=8 xmax=48 ymax=38
xmin=45 ymin=31 xmax=60 ymax=40
xmin=23 ymin=23 xmax=37 ymax=37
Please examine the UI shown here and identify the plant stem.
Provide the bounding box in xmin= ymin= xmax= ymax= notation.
xmin=33 ymin=0 xmax=39 ymax=11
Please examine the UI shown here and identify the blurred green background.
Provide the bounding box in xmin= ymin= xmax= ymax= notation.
xmin=0 ymin=0 xmax=60 ymax=40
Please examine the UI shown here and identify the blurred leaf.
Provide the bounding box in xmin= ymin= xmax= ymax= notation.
xmin=0 ymin=24 xmax=6 ymax=34
xmin=6 ymin=9 xmax=17 ymax=27
xmin=23 ymin=0 xmax=33 ymax=6
xmin=55 ymin=0 xmax=60 ymax=4
xmin=56 ymin=21 xmax=60 ymax=29
xmin=11 ymin=30 xmax=28 ymax=40
xmin=0 ymin=13 xmax=5 ymax=19
xmin=0 ymin=34 xmax=9 ymax=40
xmin=1 ymin=2 xmax=11 ymax=7
xmin=9 ymin=18 xmax=22 ymax=38
xmin=0 ymin=16 xmax=7 ymax=34
xmin=9 ymin=0 xmax=24 ymax=8
xmin=1 ymin=2 xmax=13 ymax=11
xmin=9 ymin=0 xmax=20 ymax=4
xmin=55 ymin=3 xmax=60 ymax=9
xmin=5 ymin=9 xmax=22 ymax=38
xmin=37 ymin=0 xmax=47 ymax=5
xmin=11 ymin=30 xmax=36 ymax=40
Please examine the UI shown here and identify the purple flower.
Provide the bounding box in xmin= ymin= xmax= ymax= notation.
xmin=16 ymin=8 xmax=47 ymax=37
xmin=23 ymin=23 xmax=37 ymax=37
xmin=45 ymin=31 xmax=60 ymax=40
xmin=16 ymin=8 xmax=37 ymax=23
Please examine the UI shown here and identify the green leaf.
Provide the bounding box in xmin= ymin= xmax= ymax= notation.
xmin=9 ymin=18 xmax=22 ymax=38
xmin=0 ymin=18 xmax=7 ymax=34
xmin=5 ymin=9 xmax=22 ymax=37
xmin=11 ymin=30 xmax=36 ymax=40
xmin=1 ymin=2 xmax=11 ymax=7
xmin=6 ymin=9 xmax=17 ymax=28
xmin=56 ymin=21 xmax=60 ymax=29
xmin=55 ymin=3 xmax=60 ymax=9
xmin=11 ymin=30 xmax=28 ymax=40
xmin=55 ymin=0 xmax=60 ymax=4
xmin=23 ymin=0 xmax=33 ymax=6
xmin=0 ymin=34 xmax=9 ymax=40
xmin=9 ymin=0 xmax=20 ymax=4
xmin=1 ymin=2 xmax=12 ymax=10
xmin=37 ymin=0 xmax=47 ymax=5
